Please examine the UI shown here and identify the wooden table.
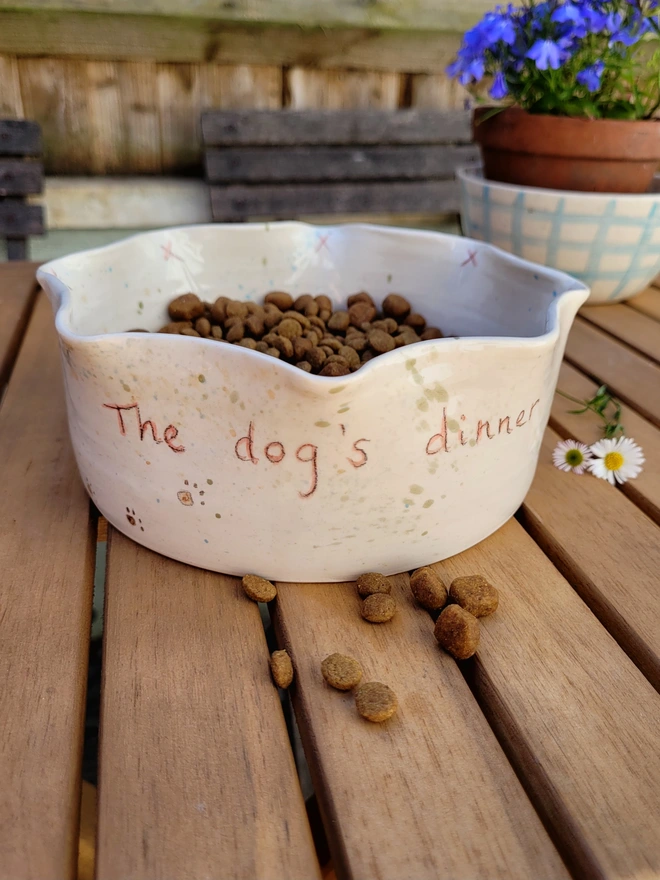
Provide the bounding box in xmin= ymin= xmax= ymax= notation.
xmin=2 ymin=261 xmax=660 ymax=880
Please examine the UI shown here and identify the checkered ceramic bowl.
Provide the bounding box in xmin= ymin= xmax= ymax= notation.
xmin=459 ymin=165 xmax=660 ymax=305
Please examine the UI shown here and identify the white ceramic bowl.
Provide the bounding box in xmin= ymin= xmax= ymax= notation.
xmin=38 ymin=223 xmax=588 ymax=582
xmin=459 ymin=165 xmax=660 ymax=305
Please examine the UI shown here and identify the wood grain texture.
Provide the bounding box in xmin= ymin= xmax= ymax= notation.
xmin=287 ymin=68 xmax=401 ymax=110
xmin=0 ymin=57 xmax=24 ymax=117
xmin=97 ymin=533 xmax=320 ymax=880
xmin=202 ymin=108 xmax=472 ymax=146
xmin=18 ymin=57 xmax=92 ymax=172
xmin=628 ymin=285 xmax=660 ymax=322
xmin=211 ymin=179 xmax=460 ymax=219
xmin=0 ymin=199 xmax=43 ymax=236
xmin=0 ymin=118 xmax=39 ymax=155
xmin=116 ymin=61 xmax=162 ymax=173
xmin=410 ymin=72 xmax=470 ymax=109
xmin=199 ymin=63 xmax=282 ymax=110
xmin=0 ymin=292 xmax=95 ymax=880
xmin=430 ymin=516 xmax=660 ymax=880
xmin=580 ymin=302 xmax=660 ymax=364
xmin=0 ymin=158 xmax=43 ymax=195
xmin=552 ymin=361 xmax=660 ymax=524
xmin=521 ymin=427 xmax=660 ymax=691
xmin=86 ymin=60 xmax=125 ymax=174
xmin=565 ymin=317 xmax=660 ymax=427
xmin=0 ymin=260 xmax=38 ymax=386
xmin=272 ymin=576 xmax=569 ymax=880
xmin=206 ymin=144 xmax=478 ymax=183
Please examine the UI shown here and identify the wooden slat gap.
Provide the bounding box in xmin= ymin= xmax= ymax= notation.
xmin=0 ymin=265 xmax=40 ymax=395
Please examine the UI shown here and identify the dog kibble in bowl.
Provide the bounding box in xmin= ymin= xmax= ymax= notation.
xmin=154 ymin=291 xmax=443 ymax=375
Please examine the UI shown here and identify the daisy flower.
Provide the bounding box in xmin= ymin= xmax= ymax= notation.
xmin=552 ymin=439 xmax=593 ymax=474
xmin=588 ymin=437 xmax=645 ymax=485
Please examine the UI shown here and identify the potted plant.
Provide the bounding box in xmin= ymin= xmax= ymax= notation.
xmin=448 ymin=0 xmax=660 ymax=192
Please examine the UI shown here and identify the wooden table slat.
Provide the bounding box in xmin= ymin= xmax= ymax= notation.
xmin=580 ymin=303 xmax=660 ymax=364
xmin=629 ymin=285 xmax=660 ymax=322
xmin=0 ymin=293 xmax=95 ymax=880
xmin=565 ymin=318 xmax=660 ymax=427
xmin=430 ymin=517 xmax=660 ymax=880
xmin=521 ymin=427 xmax=660 ymax=691
xmin=97 ymin=532 xmax=320 ymax=880
xmin=272 ymin=575 xmax=569 ymax=880
xmin=0 ymin=260 xmax=39 ymax=387
xmin=551 ymin=361 xmax=660 ymax=524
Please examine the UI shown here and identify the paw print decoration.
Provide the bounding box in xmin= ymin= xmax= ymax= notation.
xmin=177 ymin=479 xmax=206 ymax=506
xmin=126 ymin=507 xmax=144 ymax=531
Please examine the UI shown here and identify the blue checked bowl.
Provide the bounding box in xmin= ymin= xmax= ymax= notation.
xmin=459 ymin=165 xmax=660 ymax=305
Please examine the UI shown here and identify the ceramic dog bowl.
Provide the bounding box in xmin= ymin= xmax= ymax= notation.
xmin=38 ymin=223 xmax=588 ymax=582
xmin=459 ymin=165 xmax=660 ymax=305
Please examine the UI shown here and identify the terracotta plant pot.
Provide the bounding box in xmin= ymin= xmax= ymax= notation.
xmin=473 ymin=106 xmax=660 ymax=193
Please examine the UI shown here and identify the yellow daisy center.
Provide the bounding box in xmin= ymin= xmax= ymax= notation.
xmin=604 ymin=451 xmax=624 ymax=471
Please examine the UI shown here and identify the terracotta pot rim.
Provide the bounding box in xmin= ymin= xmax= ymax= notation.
xmin=473 ymin=106 xmax=660 ymax=162
xmin=458 ymin=162 xmax=660 ymax=200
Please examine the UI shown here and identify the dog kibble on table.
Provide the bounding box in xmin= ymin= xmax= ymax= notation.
xmin=269 ymin=650 xmax=294 ymax=689
xmin=241 ymin=573 xmax=277 ymax=603
xmin=355 ymin=682 xmax=398 ymax=723
xmin=356 ymin=572 xmax=392 ymax=598
xmin=153 ymin=290 xmax=444 ymax=375
xmin=321 ymin=653 xmax=363 ymax=691
xmin=434 ymin=605 xmax=480 ymax=659
xmin=410 ymin=567 xmax=448 ymax=611
xmin=449 ymin=575 xmax=499 ymax=617
xmin=361 ymin=593 xmax=397 ymax=623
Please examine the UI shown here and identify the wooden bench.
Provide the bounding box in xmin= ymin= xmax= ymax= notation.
xmin=2 ymin=262 xmax=660 ymax=879
xmin=0 ymin=120 xmax=44 ymax=261
xmin=202 ymin=109 xmax=476 ymax=221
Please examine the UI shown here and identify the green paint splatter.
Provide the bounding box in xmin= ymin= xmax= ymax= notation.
xmin=340 ymin=494 xmax=349 ymax=502
xmin=215 ymin=513 xmax=221 ymax=518
xmin=424 ymin=383 xmax=448 ymax=403
xmin=423 ymin=499 xmax=434 ymax=508
xmin=422 ymin=530 xmax=428 ymax=536
xmin=337 ymin=406 xmax=350 ymax=413
xmin=404 ymin=498 xmax=414 ymax=506
xmin=207 ymin=479 xmax=213 ymax=485
xmin=329 ymin=385 xmax=346 ymax=394
xmin=387 ymin=273 xmax=393 ymax=282
xmin=405 ymin=359 xmax=416 ymax=371
xmin=410 ymin=485 xmax=423 ymax=495
xmin=441 ymin=494 xmax=446 ymax=499
xmin=198 ymin=374 xmax=205 ymax=383
xmin=122 ymin=382 xmax=130 ymax=392
xmin=262 ymin=256 xmax=267 ymax=266
xmin=447 ymin=419 xmax=459 ymax=432
xmin=230 ymin=390 xmax=239 ymax=403
xmin=417 ymin=398 xmax=429 ymax=412
xmin=315 ymin=420 xmax=330 ymax=427
xmin=469 ymin=439 xmax=476 ymax=447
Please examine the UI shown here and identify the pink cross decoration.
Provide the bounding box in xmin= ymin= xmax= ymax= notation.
xmin=315 ymin=233 xmax=331 ymax=254
xmin=461 ymin=249 xmax=478 ymax=268
xmin=161 ymin=240 xmax=183 ymax=262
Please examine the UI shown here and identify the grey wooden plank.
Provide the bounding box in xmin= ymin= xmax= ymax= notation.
xmin=0 ymin=159 xmax=43 ymax=196
xmin=0 ymin=201 xmax=44 ymax=236
xmin=0 ymin=120 xmax=42 ymax=156
xmin=205 ymin=143 xmax=479 ymax=183
xmin=210 ymin=179 xmax=460 ymax=219
xmin=202 ymin=109 xmax=472 ymax=147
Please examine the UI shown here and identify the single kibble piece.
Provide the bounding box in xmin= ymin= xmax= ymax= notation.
xmin=349 ymin=301 xmax=377 ymax=327
xmin=355 ymin=682 xmax=398 ymax=723
xmin=270 ymin=650 xmax=294 ymax=689
xmin=210 ymin=325 xmax=224 ymax=340
xmin=168 ymin=293 xmax=205 ymax=322
xmin=362 ymin=593 xmax=396 ymax=623
xmin=242 ymin=574 xmax=277 ymax=603
xmin=410 ymin=567 xmax=448 ymax=611
xmin=245 ymin=313 xmax=265 ymax=337
xmin=449 ymin=575 xmax=499 ymax=617
xmin=238 ymin=337 xmax=257 ymax=349
xmin=226 ymin=300 xmax=249 ymax=320
xmin=368 ymin=329 xmax=396 ymax=354
xmin=382 ymin=293 xmax=411 ymax=320
xmin=434 ymin=605 xmax=480 ymax=659
xmin=315 ymin=294 xmax=332 ymax=312
xmin=421 ymin=327 xmax=443 ymax=341
xmin=210 ymin=296 xmax=229 ymax=323
xmin=225 ymin=321 xmax=244 ymax=343
xmin=265 ymin=291 xmax=294 ymax=311
xmin=404 ymin=313 xmax=426 ymax=332
xmin=327 ymin=310 xmax=350 ymax=332
xmin=320 ymin=361 xmax=350 ymax=377
xmin=159 ymin=321 xmax=192 ymax=334
xmin=294 ymin=293 xmax=314 ymax=312
xmin=180 ymin=327 xmax=200 ymax=337
xmin=296 ymin=360 xmax=312 ymax=372
xmin=278 ymin=318 xmax=303 ymax=339
xmin=321 ymin=653 xmax=363 ymax=691
xmin=356 ymin=572 xmax=392 ymax=597
xmin=195 ymin=316 xmax=211 ymax=337
xmin=347 ymin=291 xmax=375 ymax=307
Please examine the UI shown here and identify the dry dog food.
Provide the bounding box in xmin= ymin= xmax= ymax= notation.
xmin=241 ymin=573 xmax=277 ymax=603
xmin=434 ymin=605 xmax=480 ymax=659
xmin=361 ymin=593 xmax=397 ymax=623
xmin=410 ymin=567 xmax=448 ymax=611
xmin=356 ymin=572 xmax=392 ymax=598
xmin=156 ymin=291 xmax=443 ymax=375
xmin=355 ymin=682 xmax=398 ymax=722
xmin=270 ymin=649 xmax=294 ymax=688
xmin=449 ymin=575 xmax=499 ymax=617
xmin=321 ymin=653 xmax=363 ymax=691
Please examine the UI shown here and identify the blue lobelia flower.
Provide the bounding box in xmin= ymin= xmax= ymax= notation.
xmin=489 ymin=71 xmax=509 ymax=99
xmin=576 ymin=60 xmax=605 ymax=91
xmin=526 ymin=38 xmax=567 ymax=70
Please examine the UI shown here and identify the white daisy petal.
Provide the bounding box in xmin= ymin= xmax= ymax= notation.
xmin=552 ymin=439 xmax=593 ymax=474
xmin=588 ymin=436 xmax=644 ymax=485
